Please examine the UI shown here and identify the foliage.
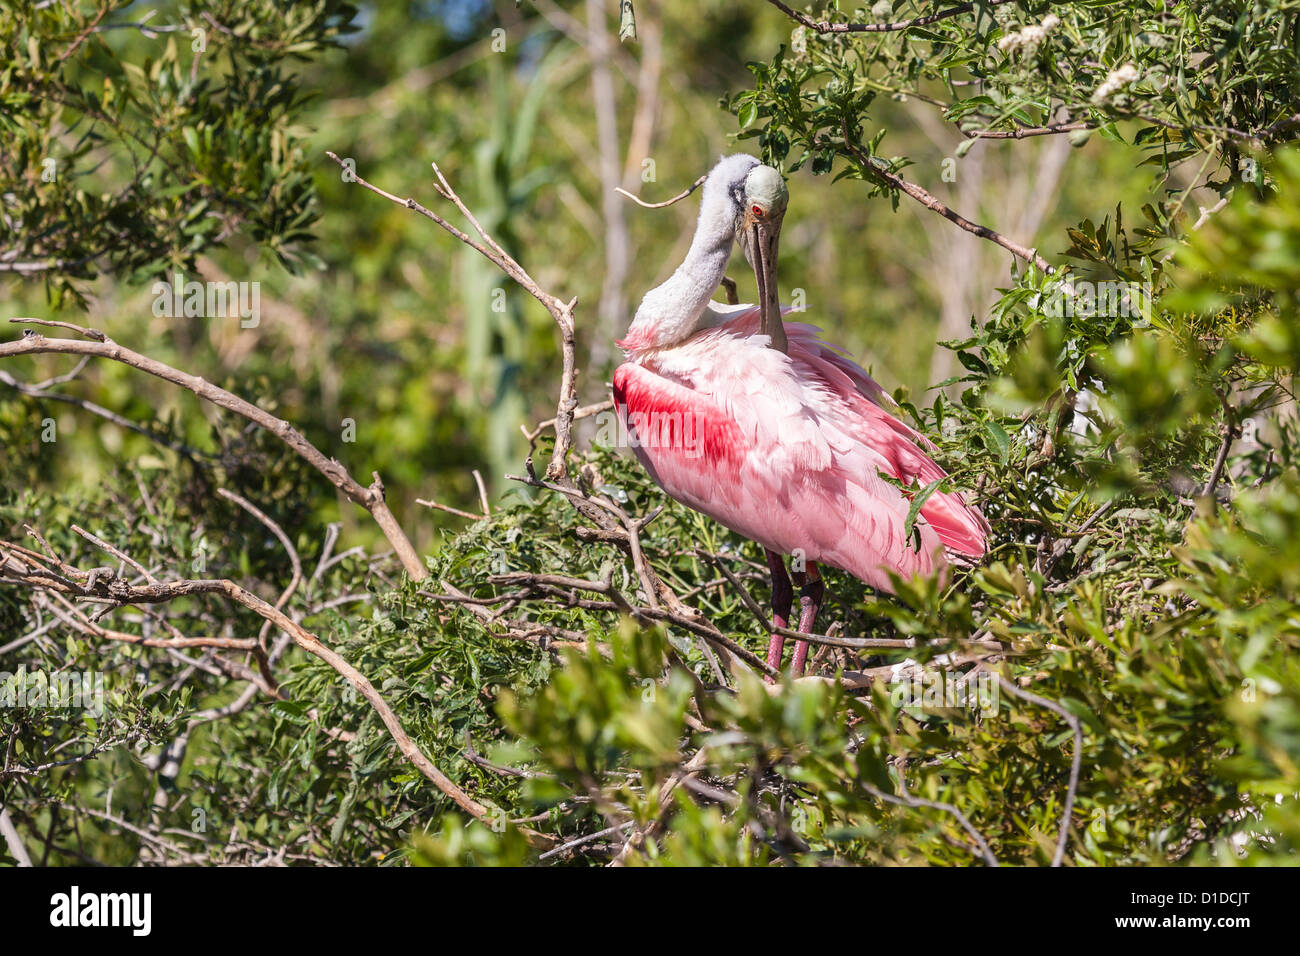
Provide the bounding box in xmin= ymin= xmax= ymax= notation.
xmin=0 ymin=0 xmax=358 ymax=308
xmin=3 ymin=1 xmax=1300 ymax=867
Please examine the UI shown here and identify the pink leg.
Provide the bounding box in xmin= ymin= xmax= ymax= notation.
xmin=764 ymin=549 xmax=792 ymax=681
xmin=790 ymin=563 xmax=823 ymax=677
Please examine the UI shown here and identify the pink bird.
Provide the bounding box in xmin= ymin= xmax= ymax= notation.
xmin=612 ymin=154 xmax=989 ymax=678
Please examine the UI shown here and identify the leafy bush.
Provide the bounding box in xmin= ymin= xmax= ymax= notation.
xmin=3 ymin=1 xmax=1300 ymax=867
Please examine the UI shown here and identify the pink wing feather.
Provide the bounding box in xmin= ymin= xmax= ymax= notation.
xmin=612 ymin=307 xmax=987 ymax=592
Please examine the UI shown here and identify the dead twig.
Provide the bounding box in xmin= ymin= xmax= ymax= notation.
xmin=614 ymin=173 xmax=707 ymax=209
xmin=841 ymin=119 xmax=1055 ymax=274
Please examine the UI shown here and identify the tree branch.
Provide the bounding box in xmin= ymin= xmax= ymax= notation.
xmin=0 ymin=319 xmax=427 ymax=581
xmin=843 ymin=120 xmax=1055 ymax=274
xmin=763 ymin=0 xmax=1018 ymax=34
xmin=0 ymin=534 xmax=556 ymax=849
xmin=1202 ymin=396 xmax=1239 ymax=500
xmin=325 ymin=151 xmax=582 ymax=479
xmin=0 ymin=806 xmax=33 ymax=866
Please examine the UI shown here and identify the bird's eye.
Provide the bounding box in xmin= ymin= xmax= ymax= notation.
xmin=751 ymin=204 xmax=765 ymax=217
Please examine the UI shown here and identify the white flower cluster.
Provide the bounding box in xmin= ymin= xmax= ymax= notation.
xmin=997 ymin=13 xmax=1061 ymax=55
xmin=1091 ymin=63 xmax=1141 ymax=103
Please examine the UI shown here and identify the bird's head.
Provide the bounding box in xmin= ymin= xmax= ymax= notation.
xmin=735 ymin=164 xmax=789 ymax=353
xmin=624 ymin=154 xmax=786 ymax=353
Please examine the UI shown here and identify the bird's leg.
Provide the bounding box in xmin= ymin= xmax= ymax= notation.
xmin=764 ymin=549 xmax=793 ymax=681
xmin=789 ymin=562 xmax=823 ymax=677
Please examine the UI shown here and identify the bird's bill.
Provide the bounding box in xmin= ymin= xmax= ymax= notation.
xmin=748 ymin=215 xmax=787 ymax=354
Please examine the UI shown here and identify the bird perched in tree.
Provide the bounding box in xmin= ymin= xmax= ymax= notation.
xmin=614 ymin=154 xmax=988 ymax=677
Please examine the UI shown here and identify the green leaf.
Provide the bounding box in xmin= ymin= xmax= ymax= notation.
xmin=902 ymin=478 xmax=946 ymax=548
xmin=983 ymin=420 xmax=1011 ymax=464
xmin=270 ymin=701 xmax=311 ymax=725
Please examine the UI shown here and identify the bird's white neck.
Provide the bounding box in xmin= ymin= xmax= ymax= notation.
xmin=622 ymin=159 xmax=751 ymax=352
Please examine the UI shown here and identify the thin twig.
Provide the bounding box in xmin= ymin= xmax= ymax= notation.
xmin=614 ymin=173 xmax=707 ymax=208
xmin=538 ymin=822 xmax=633 ymax=861
xmin=217 ymin=487 xmax=303 ymax=649
xmin=0 ymin=368 xmax=212 ymax=459
xmin=963 ymin=121 xmax=1096 ymax=140
xmin=863 ymin=780 xmax=999 ymax=865
xmin=996 ymin=676 xmax=1082 ymax=867
xmin=70 ymin=525 xmax=158 ymax=585
xmin=415 ymin=498 xmax=486 ymax=521
xmin=472 ymin=470 xmax=491 ymax=516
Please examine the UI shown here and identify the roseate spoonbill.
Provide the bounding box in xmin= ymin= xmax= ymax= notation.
xmin=613 ymin=154 xmax=988 ymax=678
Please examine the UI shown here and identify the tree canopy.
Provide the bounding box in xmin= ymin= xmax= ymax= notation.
xmin=2 ymin=0 xmax=1300 ymax=867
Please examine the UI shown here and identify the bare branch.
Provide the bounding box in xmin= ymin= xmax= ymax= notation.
xmin=862 ymin=779 xmax=999 ymax=866
xmin=0 ymin=319 xmax=427 ymax=581
xmin=325 ymin=151 xmax=582 ymax=479
xmin=70 ymin=524 xmax=158 ymax=585
xmin=1202 ymin=395 xmax=1239 ymax=500
xmin=217 ymin=487 xmax=304 ymax=647
xmin=615 ymin=173 xmax=707 ymax=209
xmin=415 ymin=498 xmax=487 ymax=521
xmin=472 ymin=469 xmax=492 ymax=516
xmin=0 ymin=366 xmax=212 ymax=459
xmin=521 ymin=400 xmax=613 ymax=445
xmin=963 ymin=121 xmax=1096 ymax=140
xmin=0 ymin=806 xmax=33 ymax=866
